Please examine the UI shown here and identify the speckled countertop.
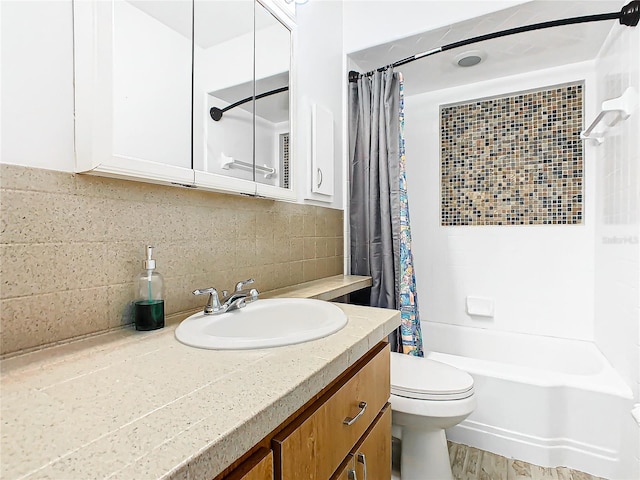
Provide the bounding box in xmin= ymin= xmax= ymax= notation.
xmin=1 ymin=275 xmax=399 ymax=480
xmin=262 ymin=274 xmax=372 ymax=301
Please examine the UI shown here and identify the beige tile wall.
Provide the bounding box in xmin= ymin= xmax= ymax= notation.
xmin=0 ymin=164 xmax=344 ymax=356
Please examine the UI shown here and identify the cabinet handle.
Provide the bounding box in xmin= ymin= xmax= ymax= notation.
xmin=317 ymin=168 xmax=323 ymax=188
xmin=343 ymin=401 xmax=367 ymax=426
xmin=347 ymin=469 xmax=357 ymax=480
xmin=357 ymin=453 xmax=367 ymax=480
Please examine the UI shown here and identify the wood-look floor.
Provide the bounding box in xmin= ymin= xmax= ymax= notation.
xmin=391 ymin=441 xmax=606 ymax=480
xmin=447 ymin=442 xmax=606 ymax=480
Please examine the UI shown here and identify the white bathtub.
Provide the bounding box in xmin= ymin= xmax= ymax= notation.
xmin=423 ymin=322 xmax=634 ymax=479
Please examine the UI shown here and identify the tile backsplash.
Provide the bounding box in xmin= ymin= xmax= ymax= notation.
xmin=0 ymin=164 xmax=344 ymax=356
xmin=440 ymin=83 xmax=584 ymax=226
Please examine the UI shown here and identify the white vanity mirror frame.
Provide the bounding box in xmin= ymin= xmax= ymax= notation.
xmin=73 ymin=0 xmax=296 ymax=201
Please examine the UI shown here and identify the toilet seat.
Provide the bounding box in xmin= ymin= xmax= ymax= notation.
xmin=391 ymin=352 xmax=474 ymax=401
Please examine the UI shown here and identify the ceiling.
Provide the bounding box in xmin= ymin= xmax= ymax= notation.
xmin=348 ymin=0 xmax=624 ymax=96
xmin=128 ymin=0 xmax=276 ymax=49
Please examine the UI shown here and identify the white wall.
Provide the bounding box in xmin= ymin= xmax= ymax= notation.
xmin=294 ymin=0 xmax=343 ymax=208
xmin=592 ymin=20 xmax=640 ymax=479
xmin=593 ymin=20 xmax=640 ymax=396
xmin=342 ymin=0 xmax=527 ymax=54
xmin=255 ymin=23 xmax=291 ymax=83
xmin=404 ymin=61 xmax=598 ymax=341
xmin=1 ymin=1 xmax=75 ymax=172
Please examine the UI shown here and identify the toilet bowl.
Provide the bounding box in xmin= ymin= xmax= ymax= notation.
xmin=390 ymin=352 xmax=476 ymax=480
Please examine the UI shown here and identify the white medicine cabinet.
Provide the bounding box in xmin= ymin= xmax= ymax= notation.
xmin=73 ymin=0 xmax=295 ymax=201
xmin=310 ymin=103 xmax=335 ymax=197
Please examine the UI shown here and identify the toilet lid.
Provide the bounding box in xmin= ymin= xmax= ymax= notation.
xmin=390 ymin=352 xmax=474 ymax=401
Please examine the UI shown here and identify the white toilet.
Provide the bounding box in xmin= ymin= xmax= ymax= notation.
xmin=390 ymin=352 xmax=476 ymax=480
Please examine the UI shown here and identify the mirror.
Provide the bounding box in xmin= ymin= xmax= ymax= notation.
xmin=193 ymin=0 xmax=254 ymax=182
xmin=113 ymin=0 xmax=192 ymax=169
xmin=74 ymin=0 xmax=292 ymax=198
xmin=193 ymin=0 xmax=292 ymax=192
xmin=254 ymin=2 xmax=291 ymax=190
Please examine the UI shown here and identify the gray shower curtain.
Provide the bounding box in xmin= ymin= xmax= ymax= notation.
xmin=348 ymin=70 xmax=401 ymax=345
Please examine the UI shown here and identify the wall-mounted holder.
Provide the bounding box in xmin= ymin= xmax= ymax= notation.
xmin=466 ymin=296 xmax=495 ymax=318
xmin=220 ymin=153 xmax=276 ymax=179
xmin=581 ymin=87 xmax=638 ymax=145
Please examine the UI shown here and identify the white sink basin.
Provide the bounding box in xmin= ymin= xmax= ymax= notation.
xmin=174 ymin=298 xmax=348 ymax=350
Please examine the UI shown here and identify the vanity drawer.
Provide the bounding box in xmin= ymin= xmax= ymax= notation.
xmin=330 ymin=404 xmax=392 ymax=480
xmin=272 ymin=343 xmax=390 ymax=480
xmin=224 ymin=448 xmax=273 ymax=480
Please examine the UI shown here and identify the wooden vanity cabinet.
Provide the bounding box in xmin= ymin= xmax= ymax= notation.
xmin=224 ymin=448 xmax=273 ymax=480
xmin=217 ymin=342 xmax=390 ymax=480
xmin=272 ymin=343 xmax=390 ymax=480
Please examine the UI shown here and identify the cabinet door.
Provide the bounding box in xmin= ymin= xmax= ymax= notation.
xmin=331 ymin=455 xmax=355 ymax=480
xmin=254 ymin=0 xmax=293 ymax=199
xmin=193 ymin=0 xmax=296 ymax=201
xmin=192 ymin=0 xmax=257 ymax=195
xmin=353 ymin=405 xmax=392 ymax=480
xmin=310 ymin=103 xmax=335 ymax=197
xmin=272 ymin=344 xmax=390 ymax=480
xmin=73 ymin=0 xmax=194 ymax=185
xmin=225 ymin=448 xmax=273 ymax=480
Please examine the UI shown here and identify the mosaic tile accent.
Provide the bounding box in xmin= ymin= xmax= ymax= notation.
xmin=441 ymin=83 xmax=584 ymax=226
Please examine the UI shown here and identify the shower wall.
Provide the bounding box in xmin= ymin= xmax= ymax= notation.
xmin=592 ymin=21 xmax=639 ymax=476
xmin=404 ymin=61 xmax=598 ymax=341
xmin=593 ymin=17 xmax=639 ymax=398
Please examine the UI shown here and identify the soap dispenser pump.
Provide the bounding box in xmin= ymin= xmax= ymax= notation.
xmin=134 ymin=245 xmax=165 ymax=331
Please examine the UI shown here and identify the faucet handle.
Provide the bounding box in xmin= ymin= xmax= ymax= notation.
xmin=246 ymin=288 xmax=260 ymax=304
xmin=192 ymin=287 xmax=222 ymax=315
xmin=234 ymin=278 xmax=255 ymax=292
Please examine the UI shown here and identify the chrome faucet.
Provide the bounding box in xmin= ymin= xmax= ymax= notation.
xmin=193 ymin=278 xmax=259 ymax=315
xmin=192 ymin=287 xmax=224 ymax=314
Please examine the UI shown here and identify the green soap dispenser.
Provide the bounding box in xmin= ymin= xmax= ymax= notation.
xmin=134 ymin=245 xmax=165 ymax=331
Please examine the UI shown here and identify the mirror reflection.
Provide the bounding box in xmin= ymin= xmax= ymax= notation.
xmin=195 ymin=0 xmax=291 ymax=189
xmin=113 ymin=0 xmax=192 ymax=168
xmin=193 ymin=0 xmax=254 ymax=180
xmin=254 ymin=2 xmax=291 ymax=189
xmin=110 ymin=0 xmax=291 ymax=192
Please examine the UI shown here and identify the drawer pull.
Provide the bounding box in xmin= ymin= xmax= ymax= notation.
xmin=347 ymin=469 xmax=357 ymax=480
xmin=343 ymin=401 xmax=367 ymax=426
xmin=357 ymin=453 xmax=367 ymax=480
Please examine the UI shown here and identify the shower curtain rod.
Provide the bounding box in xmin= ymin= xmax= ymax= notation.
xmin=349 ymin=0 xmax=639 ymax=82
xmin=210 ymin=85 xmax=289 ymax=121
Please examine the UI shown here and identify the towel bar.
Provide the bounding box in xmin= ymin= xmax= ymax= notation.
xmin=220 ymin=153 xmax=276 ymax=179
xmin=581 ymin=87 xmax=638 ymax=145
